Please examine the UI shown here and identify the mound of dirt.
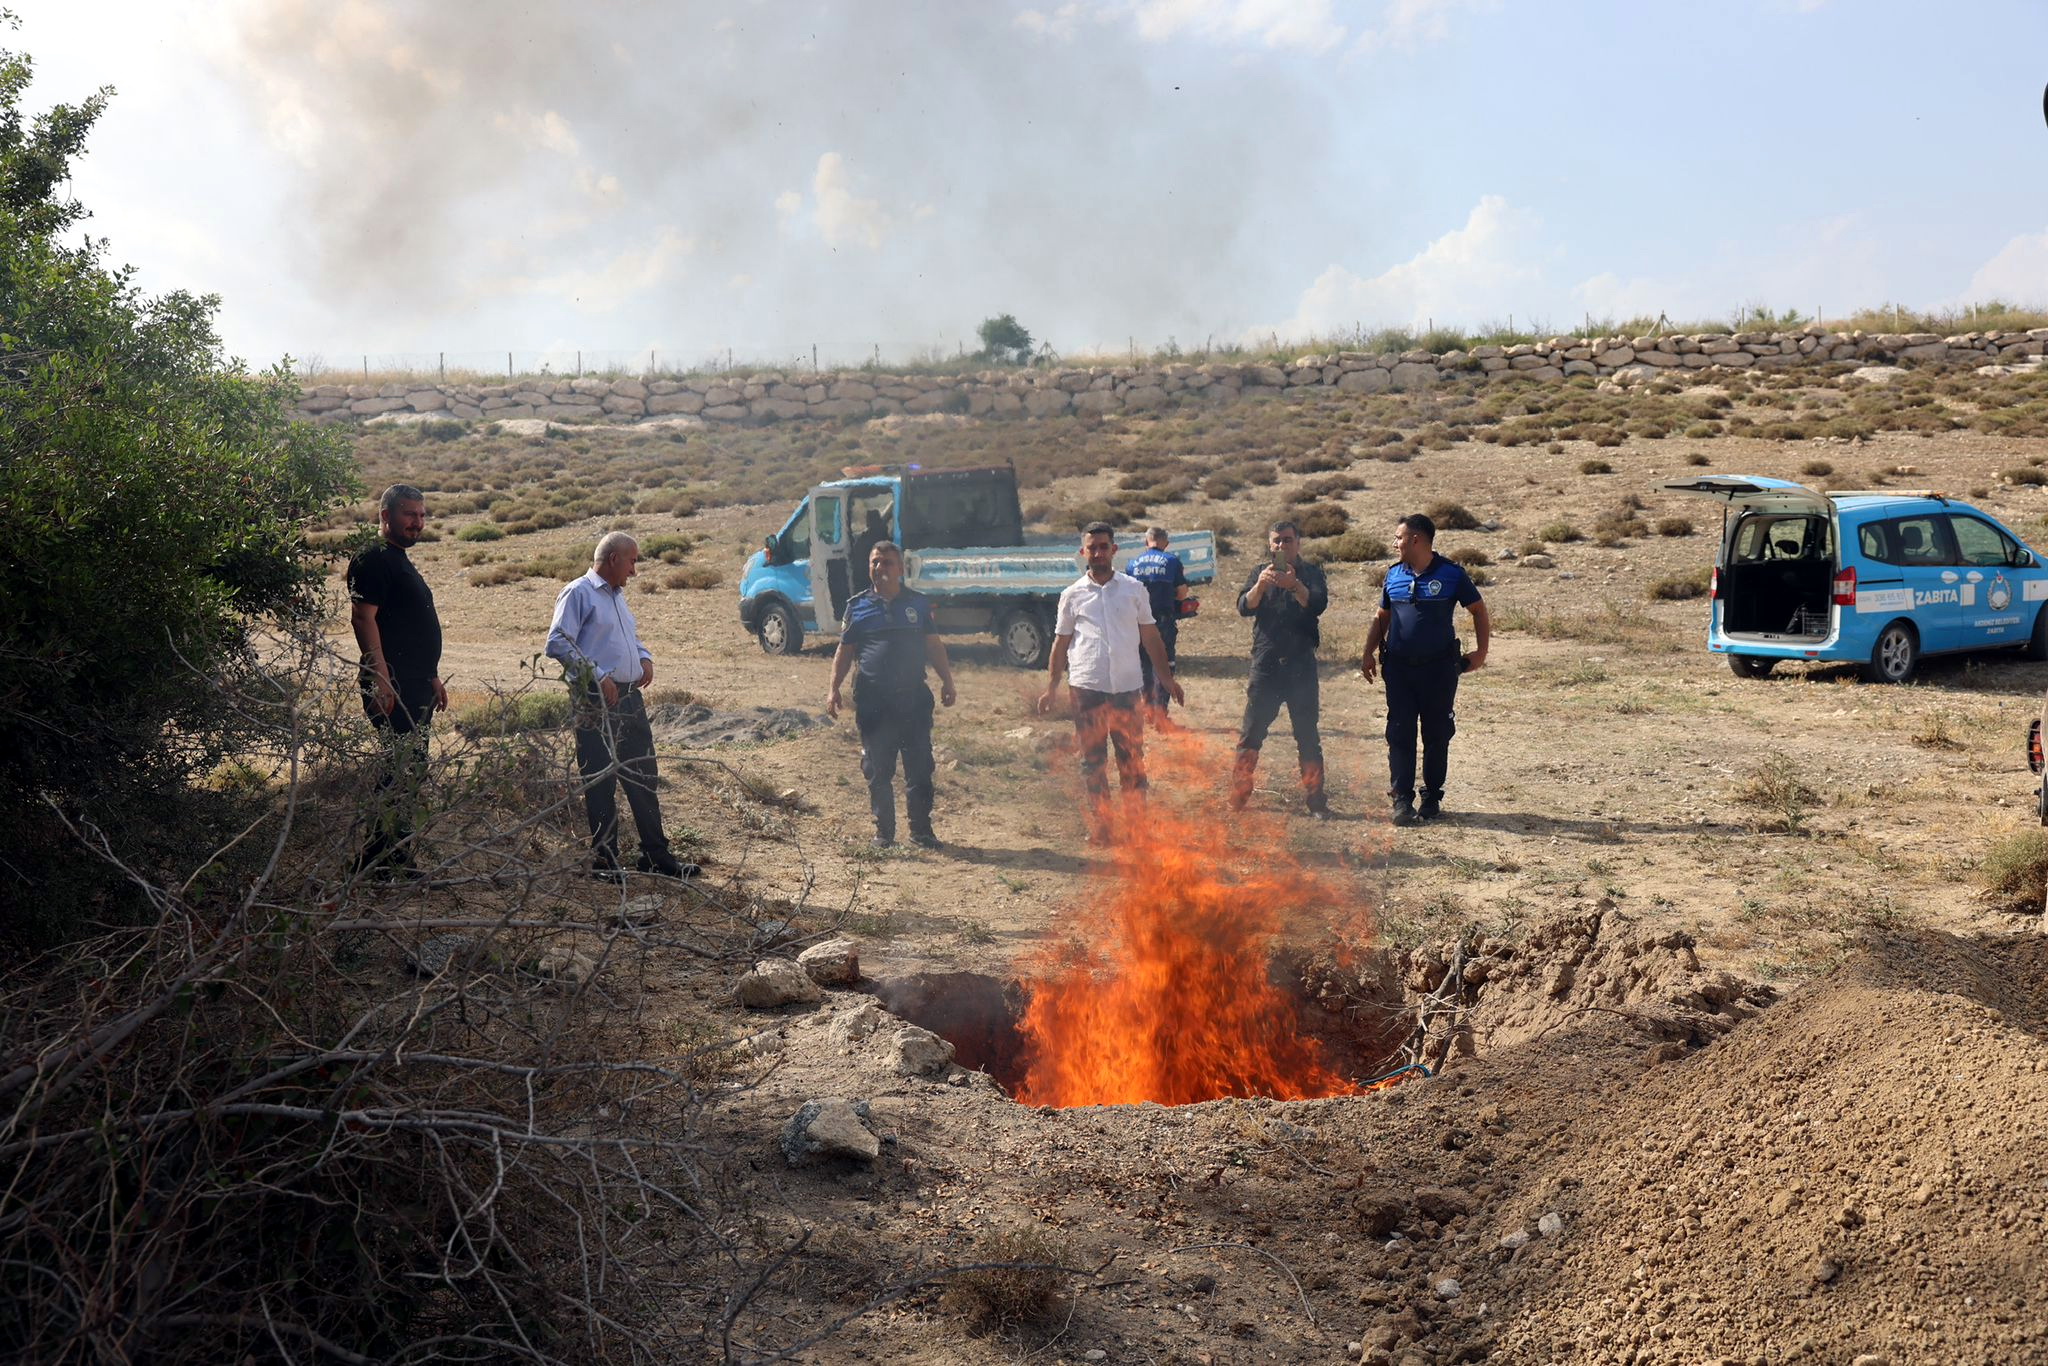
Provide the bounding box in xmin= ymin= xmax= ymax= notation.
xmin=707 ymin=922 xmax=2047 ymax=1363
xmin=647 ymin=702 xmax=821 ymax=746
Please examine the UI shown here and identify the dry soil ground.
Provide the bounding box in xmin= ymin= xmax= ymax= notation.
xmin=337 ymin=391 xmax=2048 ymax=1364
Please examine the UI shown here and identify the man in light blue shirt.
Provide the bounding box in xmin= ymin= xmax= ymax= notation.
xmin=546 ymin=532 xmax=696 ymax=880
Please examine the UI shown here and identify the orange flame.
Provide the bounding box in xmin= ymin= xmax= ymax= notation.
xmin=1014 ymin=727 xmax=1377 ymax=1108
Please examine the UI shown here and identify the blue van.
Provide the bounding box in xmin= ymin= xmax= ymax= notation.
xmin=1662 ymin=475 xmax=2048 ymax=682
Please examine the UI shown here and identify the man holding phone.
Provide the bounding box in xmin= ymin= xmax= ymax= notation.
xmin=1360 ymin=512 xmax=1490 ymax=826
xmin=1232 ymin=520 xmax=1331 ymax=818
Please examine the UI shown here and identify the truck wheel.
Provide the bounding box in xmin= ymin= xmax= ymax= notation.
xmin=756 ymin=600 xmax=803 ymax=656
xmin=1728 ymin=655 xmax=1776 ymax=679
xmin=2027 ymin=605 xmax=2048 ymax=661
xmin=1862 ymin=621 xmax=1918 ymax=684
xmin=997 ymin=607 xmax=1051 ymax=670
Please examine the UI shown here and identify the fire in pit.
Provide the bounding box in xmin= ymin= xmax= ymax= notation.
xmin=914 ymin=731 xmax=1409 ymax=1108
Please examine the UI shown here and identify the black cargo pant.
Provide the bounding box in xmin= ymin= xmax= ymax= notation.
xmin=573 ymin=687 xmax=673 ymax=869
xmin=1139 ymin=618 xmax=1179 ymax=715
xmin=1383 ymin=651 xmax=1462 ymax=801
xmin=359 ymin=675 xmax=438 ymax=875
xmin=1233 ymin=654 xmax=1325 ymax=809
xmin=855 ymin=681 xmax=936 ymax=842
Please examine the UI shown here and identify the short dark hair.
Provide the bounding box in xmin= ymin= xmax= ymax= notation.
xmin=381 ymin=483 xmax=425 ymax=512
xmin=868 ymin=539 xmax=903 ymax=561
xmin=1268 ymin=520 xmax=1300 ymax=539
xmin=1081 ymin=521 xmax=1116 ymax=540
xmin=1396 ymin=513 xmax=1437 ymax=541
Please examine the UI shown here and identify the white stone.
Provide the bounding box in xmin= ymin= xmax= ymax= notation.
xmin=1519 ymin=553 xmax=1556 ymax=569
xmin=781 ymin=1098 xmax=880 ymax=1165
xmin=1849 ymin=365 xmax=1907 ymax=385
xmin=1538 ymin=1211 xmax=1566 ymax=1237
xmin=1389 ymin=362 xmax=1438 ymax=390
xmin=1337 ymin=368 xmax=1391 ymax=393
xmin=735 ymin=958 xmax=824 ymax=1008
xmin=829 ymin=1000 xmax=887 ymax=1046
xmin=889 ymin=1025 xmax=956 ymax=1077
xmin=797 ymin=938 xmax=861 ymax=986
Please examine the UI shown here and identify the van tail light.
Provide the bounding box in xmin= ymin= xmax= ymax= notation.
xmin=1709 ymin=566 xmax=1720 ymax=600
xmin=2030 ymin=719 xmax=2043 ymax=776
xmin=1831 ymin=565 xmax=1857 ymax=607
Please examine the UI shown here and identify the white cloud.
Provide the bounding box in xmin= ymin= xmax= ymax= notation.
xmin=493 ymin=109 xmax=582 ymax=156
xmin=1964 ymin=228 xmax=2048 ymax=307
xmin=1015 ymin=3 xmax=1085 ymax=40
xmin=811 ymin=152 xmax=889 ymax=250
xmin=1256 ymin=195 xmax=1541 ymax=342
xmin=529 ymin=228 xmax=694 ymax=314
xmin=1131 ymin=0 xmax=1346 ymax=52
xmin=1353 ymin=0 xmax=1485 ymax=54
xmin=774 ymin=189 xmax=803 ymax=228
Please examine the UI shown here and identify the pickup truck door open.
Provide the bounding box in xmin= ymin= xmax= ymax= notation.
xmin=807 ymin=490 xmax=849 ymax=629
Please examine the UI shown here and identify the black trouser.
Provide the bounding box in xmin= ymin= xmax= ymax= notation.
xmin=1234 ymin=655 xmax=1325 ymax=806
xmin=572 ymin=688 xmax=672 ymax=868
xmin=1071 ymin=687 xmax=1146 ymax=826
xmin=1139 ymin=618 xmax=1179 ymax=713
xmin=855 ymin=682 xmax=935 ymax=842
xmin=360 ymin=675 xmax=438 ymax=873
xmin=1383 ymin=652 xmax=1462 ymax=801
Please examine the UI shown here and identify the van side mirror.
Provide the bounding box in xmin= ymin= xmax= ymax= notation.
xmin=762 ymin=534 xmax=780 ymax=566
xmin=2019 ymin=549 xmax=2036 ymax=569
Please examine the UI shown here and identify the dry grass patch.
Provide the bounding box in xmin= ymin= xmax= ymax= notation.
xmin=1979 ymin=829 xmax=2048 ymax=913
xmin=1732 ymin=756 xmax=1821 ymax=833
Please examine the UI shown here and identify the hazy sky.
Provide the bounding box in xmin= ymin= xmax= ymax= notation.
xmin=16 ymin=0 xmax=2048 ymax=372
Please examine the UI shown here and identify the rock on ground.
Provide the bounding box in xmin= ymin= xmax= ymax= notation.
xmin=888 ymin=1025 xmax=956 ymax=1077
xmin=781 ymin=1097 xmax=880 ymax=1165
xmin=736 ymin=958 xmax=824 ymax=1008
xmin=797 ymin=938 xmax=860 ymax=986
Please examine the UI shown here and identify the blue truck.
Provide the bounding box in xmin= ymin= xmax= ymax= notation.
xmin=738 ymin=464 xmax=1217 ymax=668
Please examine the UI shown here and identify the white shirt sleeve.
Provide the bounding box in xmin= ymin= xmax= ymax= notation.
xmin=1054 ymin=584 xmax=1078 ymax=639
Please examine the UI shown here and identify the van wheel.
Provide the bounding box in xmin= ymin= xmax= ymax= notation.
xmin=2027 ymin=605 xmax=2048 ymax=662
xmin=756 ymin=600 xmax=803 ymax=656
xmin=1728 ymin=655 xmax=1776 ymax=679
xmin=1862 ymin=621 xmax=1918 ymax=683
xmin=996 ymin=607 xmax=1051 ymax=670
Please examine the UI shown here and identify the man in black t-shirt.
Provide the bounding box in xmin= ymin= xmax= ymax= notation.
xmin=346 ymin=484 xmax=447 ymax=879
xmin=827 ymin=541 xmax=957 ymax=848
xmin=1232 ymin=520 xmax=1331 ymax=818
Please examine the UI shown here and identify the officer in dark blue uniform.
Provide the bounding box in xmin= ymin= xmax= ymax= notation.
xmin=827 ymin=540 xmax=958 ymax=849
xmin=1360 ymin=513 xmax=1491 ymax=825
xmin=1126 ymin=526 xmax=1190 ymax=725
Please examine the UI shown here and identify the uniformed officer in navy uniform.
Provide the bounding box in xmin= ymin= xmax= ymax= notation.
xmin=828 ymin=540 xmax=958 ymax=849
xmin=1126 ymin=526 xmax=1190 ymax=726
xmin=1232 ymin=519 xmax=1331 ymax=817
xmin=1360 ymin=512 xmax=1491 ymax=825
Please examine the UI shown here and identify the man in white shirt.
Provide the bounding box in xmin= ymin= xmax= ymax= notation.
xmin=1037 ymin=522 xmax=1184 ymax=843
xmin=545 ymin=532 xmax=696 ymax=881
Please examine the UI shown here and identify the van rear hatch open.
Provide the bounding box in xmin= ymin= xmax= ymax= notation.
xmin=1662 ymin=475 xmax=1837 ymax=642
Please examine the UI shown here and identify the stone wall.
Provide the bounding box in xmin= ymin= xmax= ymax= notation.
xmin=296 ymin=325 xmax=2048 ymax=428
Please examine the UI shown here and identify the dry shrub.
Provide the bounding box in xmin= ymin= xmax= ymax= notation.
xmin=2004 ymin=467 xmax=2048 ymax=487
xmin=1312 ymin=530 xmax=1388 ymax=563
xmin=1580 ymin=458 xmax=1614 ymax=474
xmin=1649 ymin=573 xmax=1707 ymax=601
xmin=1657 ymin=516 xmax=1695 ymax=537
xmin=1291 ymin=502 xmax=1349 ymax=538
xmin=1450 ymin=546 xmax=1491 ymax=567
xmin=665 ymin=565 xmax=723 ymax=590
xmin=1538 ymin=521 xmax=1584 ymax=543
xmin=938 ymin=1225 xmax=1074 ymax=1335
xmin=1980 ymin=829 xmax=2048 ymax=913
xmin=1424 ymin=501 xmax=1480 ymax=531
xmin=1801 ymin=459 xmax=1835 ymax=477
xmin=1732 ymin=755 xmax=1821 ymax=833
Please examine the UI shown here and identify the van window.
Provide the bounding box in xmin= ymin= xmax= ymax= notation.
xmin=815 ymin=497 xmax=843 ymax=546
xmin=1731 ymin=514 xmax=1829 ymax=564
xmin=783 ymin=501 xmax=813 ymax=562
xmin=1948 ymin=514 xmax=2019 ymax=568
xmin=1860 ymin=515 xmax=1950 ymax=567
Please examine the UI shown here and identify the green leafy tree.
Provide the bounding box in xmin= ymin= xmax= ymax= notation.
xmin=976 ymin=312 xmax=1034 ymax=365
xmin=0 ymin=18 xmax=355 ymax=931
